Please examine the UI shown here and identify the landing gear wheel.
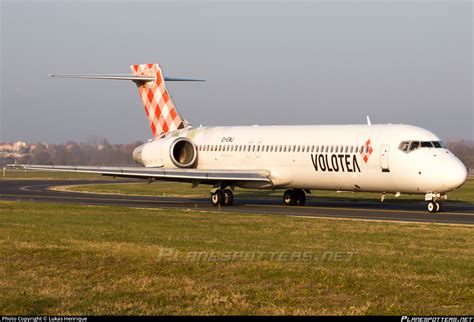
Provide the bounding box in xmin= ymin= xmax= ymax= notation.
xmin=283 ymin=190 xmax=297 ymax=206
xmin=223 ymin=189 xmax=234 ymax=206
xmin=295 ymin=189 xmax=306 ymax=206
xmin=427 ymin=201 xmax=437 ymax=213
xmin=211 ymin=190 xmax=224 ymax=206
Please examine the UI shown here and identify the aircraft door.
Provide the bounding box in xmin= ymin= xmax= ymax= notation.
xmin=380 ymin=145 xmax=390 ymax=172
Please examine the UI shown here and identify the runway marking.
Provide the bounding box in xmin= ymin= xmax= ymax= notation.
xmin=286 ymin=215 xmax=474 ymax=227
xmin=249 ymin=203 xmax=474 ymax=216
xmin=232 ymin=209 xmax=474 ymax=225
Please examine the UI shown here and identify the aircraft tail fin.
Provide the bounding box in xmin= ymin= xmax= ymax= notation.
xmin=130 ymin=64 xmax=187 ymax=137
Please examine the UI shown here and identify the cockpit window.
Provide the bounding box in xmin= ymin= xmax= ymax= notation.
xmin=399 ymin=141 xmax=409 ymax=152
xmin=399 ymin=140 xmax=446 ymax=153
xmin=409 ymin=141 xmax=420 ymax=151
xmin=432 ymin=141 xmax=445 ymax=148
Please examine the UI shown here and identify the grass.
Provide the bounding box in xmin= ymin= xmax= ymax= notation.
xmin=65 ymin=178 xmax=474 ymax=204
xmin=0 ymin=201 xmax=473 ymax=315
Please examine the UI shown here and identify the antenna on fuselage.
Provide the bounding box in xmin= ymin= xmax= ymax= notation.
xmin=366 ymin=116 xmax=372 ymax=126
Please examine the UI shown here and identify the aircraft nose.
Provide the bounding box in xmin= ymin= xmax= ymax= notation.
xmin=446 ymin=158 xmax=468 ymax=190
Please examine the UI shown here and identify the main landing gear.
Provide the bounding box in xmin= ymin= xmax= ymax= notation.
xmin=425 ymin=193 xmax=444 ymax=213
xmin=210 ymin=188 xmax=234 ymax=207
xmin=283 ymin=189 xmax=306 ymax=206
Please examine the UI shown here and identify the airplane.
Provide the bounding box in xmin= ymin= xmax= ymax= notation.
xmin=13 ymin=63 xmax=468 ymax=213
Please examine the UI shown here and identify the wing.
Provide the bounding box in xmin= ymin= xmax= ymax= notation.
xmin=9 ymin=165 xmax=272 ymax=187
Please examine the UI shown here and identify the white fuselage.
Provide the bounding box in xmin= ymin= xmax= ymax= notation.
xmin=137 ymin=124 xmax=467 ymax=195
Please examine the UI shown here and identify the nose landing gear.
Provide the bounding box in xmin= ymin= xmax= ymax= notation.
xmin=427 ymin=200 xmax=442 ymax=213
xmin=425 ymin=193 xmax=445 ymax=213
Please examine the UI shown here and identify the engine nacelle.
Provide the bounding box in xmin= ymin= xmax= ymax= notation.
xmin=133 ymin=137 xmax=197 ymax=168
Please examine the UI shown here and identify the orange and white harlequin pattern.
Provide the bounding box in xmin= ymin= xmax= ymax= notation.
xmin=360 ymin=139 xmax=373 ymax=163
xmin=131 ymin=64 xmax=184 ymax=137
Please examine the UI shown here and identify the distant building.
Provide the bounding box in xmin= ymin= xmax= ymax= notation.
xmin=0 ymin=143 xmax=14 ymax=151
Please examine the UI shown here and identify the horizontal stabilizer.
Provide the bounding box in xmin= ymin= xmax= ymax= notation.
xmin=49 ymin=74 xmax=205 ymax=82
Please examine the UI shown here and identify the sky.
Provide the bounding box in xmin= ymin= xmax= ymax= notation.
xmin=1 ymin=0 xmax=472 ymax=143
